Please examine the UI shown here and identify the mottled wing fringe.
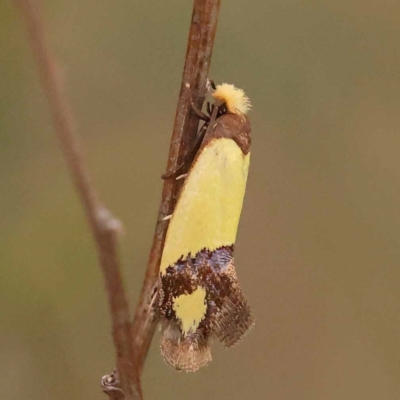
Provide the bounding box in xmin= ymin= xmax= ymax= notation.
xmin=161 ymin=325 xmax=212 ymax=372
xmin=210 ymin=262 xmax=254 ymax=347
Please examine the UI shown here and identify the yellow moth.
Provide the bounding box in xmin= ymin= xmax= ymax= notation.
xmin=157 ymin=83 xmax=254 ymax=372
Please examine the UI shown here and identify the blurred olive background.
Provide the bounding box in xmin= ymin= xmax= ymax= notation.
xmin=2 ymin=1 xmax=400 ymax=399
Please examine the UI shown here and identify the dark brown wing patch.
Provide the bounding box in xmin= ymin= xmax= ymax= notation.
xmin=157 ymin=246 xmax=254 ymax=372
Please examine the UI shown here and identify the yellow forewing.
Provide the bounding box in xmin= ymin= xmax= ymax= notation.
xmin=160 ymin=138 xmax=250 ymax=273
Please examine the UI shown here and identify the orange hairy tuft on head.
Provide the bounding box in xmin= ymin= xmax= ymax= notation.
xmin=212 ymin=83 xmax=251 ymax=115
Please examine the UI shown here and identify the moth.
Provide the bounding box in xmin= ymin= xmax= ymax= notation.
xmin=157 ymin=83 xmax=254 ymax=372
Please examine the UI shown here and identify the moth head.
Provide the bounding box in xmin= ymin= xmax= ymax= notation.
xmin=212 ymin=83 xmax=251 ymax=115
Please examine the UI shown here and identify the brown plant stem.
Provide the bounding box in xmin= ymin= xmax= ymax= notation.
xmin=16 ymin=0 xmax=142 ymax=399
xmin=131 ymin=0 xmax=221 ymax=373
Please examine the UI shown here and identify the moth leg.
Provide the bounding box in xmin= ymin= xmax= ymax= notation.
xmin=207 ymin=102 xmax=213 ymax=116
xmin=162 ymin=101 xmax=219 ymax=180
xmin=191 ymin=102 xmax=210 ymax=122
xmin=162 ymin=164 xmax=184 ymax=180
xmin=175 ymin=173 xmax=188 ymax=181
xmin=162 ymin=124 xmax=208 ymax=180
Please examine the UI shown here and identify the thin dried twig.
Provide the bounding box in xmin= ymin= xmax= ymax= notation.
xmin=16 ymin=0 xmax=142 ymax=399
xmin=131 ymin=0 xmax=221 ymax=373
xmin=17 ymin=0 xmax=221 ymax=396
